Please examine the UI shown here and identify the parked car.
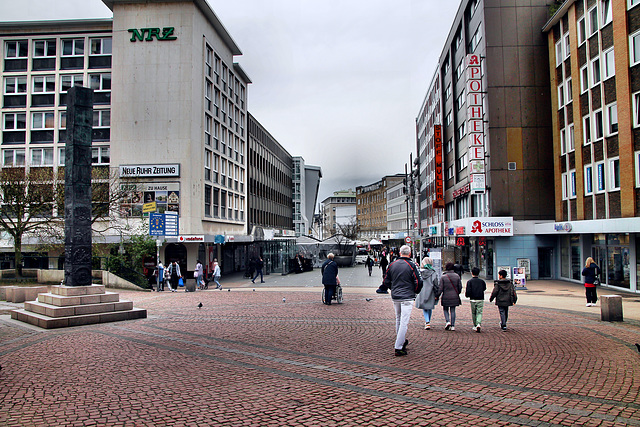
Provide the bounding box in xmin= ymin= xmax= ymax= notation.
xmin=355 ymin=250 xmax=369 ymax=264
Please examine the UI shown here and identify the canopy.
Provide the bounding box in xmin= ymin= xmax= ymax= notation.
xmin=369 ymin=239 xmax=383 ymax=245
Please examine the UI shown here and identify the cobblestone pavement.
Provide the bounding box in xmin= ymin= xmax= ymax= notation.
xmin=1 ymin=267 xmax=640 ymax=426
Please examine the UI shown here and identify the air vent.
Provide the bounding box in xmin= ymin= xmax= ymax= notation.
xmin=508 ymin=162 xmax=517 ymax=171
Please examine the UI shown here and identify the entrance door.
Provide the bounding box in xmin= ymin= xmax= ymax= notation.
xmin=538 ymin=247 xmax=553 ymax=279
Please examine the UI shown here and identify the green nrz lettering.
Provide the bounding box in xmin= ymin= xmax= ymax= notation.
xmin=128 ymin=27 xmax=177 ymax=42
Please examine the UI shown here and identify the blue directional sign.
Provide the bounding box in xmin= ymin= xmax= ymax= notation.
xmin=149 ymin=213 xmax=165 ymax=236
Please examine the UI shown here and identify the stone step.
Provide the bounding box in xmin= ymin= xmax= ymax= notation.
xmin=24 ymin=300 xmax=134 ymax=318
xmin=51 ymin=284 xmax=105 ymax=296
xmin=38 ymin=291 xmax=120 ymax=307
xmin=11 ymin=307 xmax=147 ymax=329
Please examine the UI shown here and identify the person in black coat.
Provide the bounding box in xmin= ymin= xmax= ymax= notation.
xmin=251 ymin=257 xmax=265 ymax=283
xmin=581 ymin=256 xmax=601 ymax=307
xmin=379 ymin=254 xmax=389 ymax=277
xmin=321 ymin=253 xmax=339 ymax=305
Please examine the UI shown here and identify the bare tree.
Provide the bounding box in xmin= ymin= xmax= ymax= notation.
xmin=336 ymin=215 xmax=359 ymax=241
xmin=0 ymin=167 xmax=60 ymax=276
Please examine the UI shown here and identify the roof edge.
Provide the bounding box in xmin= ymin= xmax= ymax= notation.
xmin=542 ymin=0 xmax=576 ymax=33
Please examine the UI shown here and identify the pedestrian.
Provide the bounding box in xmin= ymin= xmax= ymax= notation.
xmin=581 ymin=256 xmax=601 ymax=307
xmin=194 ymin=259 xmax=203 ymax=290
xmin=163 ymin=263 xmax=170 ymax=287
xmin=440 ymin=262 xmax=462 ymax=331
xmin=212 ymin=261 xmax=222 ymax=290
xmin=453 ymin=263 xmax=464 ymax=278
xmin=376 ymin=245 xmax=422 ymax=356
xmin=366 ymin=255 xmax=374 ymax=276
xmin=321 ymin=253 xmax=339 ymax=305
xmin=157 ymin=260 xmax=164 ymax=291
xmin=415 ymin=257 xmax=440 ymax=330
xmin=490 ymin=269 xmax=517 ymax=331
xmin=465 ymin=267 xmax=486 ymax=333
xmin=379 ymin=253 xmax=389 ymax=277
xmin=252 ymin=257 xmax=265 ymax=283
xmin=168 ymin=260 xmax=182 ymax=292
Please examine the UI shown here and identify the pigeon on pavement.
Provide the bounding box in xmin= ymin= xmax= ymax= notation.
xmin=197 ymin=302 xmax=203 ymax=309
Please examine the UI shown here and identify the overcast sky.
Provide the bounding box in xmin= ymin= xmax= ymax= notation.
xmin=0 ymin=0 xmax=460 ymax=204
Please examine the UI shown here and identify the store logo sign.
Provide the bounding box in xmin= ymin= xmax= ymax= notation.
xmin=128 ymin=27 xmax=177 ymax=42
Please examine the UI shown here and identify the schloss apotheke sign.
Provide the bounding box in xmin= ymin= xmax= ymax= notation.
xmin=128 ymin=27 xmax=177 ymax=42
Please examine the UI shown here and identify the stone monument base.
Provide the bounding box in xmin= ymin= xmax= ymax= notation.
xmin=11 ymin=284 xmax=146 ymax=329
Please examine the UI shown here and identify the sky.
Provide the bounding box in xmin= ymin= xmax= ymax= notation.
xmin=0 ymin=0 xmax=461 ymax=203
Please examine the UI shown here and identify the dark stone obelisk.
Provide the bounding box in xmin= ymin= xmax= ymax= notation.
xmin=64 ymin=87 xmax=94 ymax=286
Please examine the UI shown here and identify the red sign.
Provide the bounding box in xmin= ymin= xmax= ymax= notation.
xmin=456 ymin=237 xmax=466 ymax=246
xmin=404 ymin=236 xmax=412 ymax=243
xmin=453 ymin=183 xmax=471 ymax=198
xmin=478 ymin=237 xmax=486 ymax=246
xmin=433 ymin=125 xmax=444 ymax=208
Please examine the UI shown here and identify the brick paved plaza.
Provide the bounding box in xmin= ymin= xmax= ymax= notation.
xmin=1 ymin=266 xmax=640 ymax=426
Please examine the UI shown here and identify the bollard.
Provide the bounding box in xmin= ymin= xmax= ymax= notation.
xmin=600 ymin=295 xmax=623 ymax=322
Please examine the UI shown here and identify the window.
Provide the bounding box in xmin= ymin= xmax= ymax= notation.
xmin=90 ymin=38 xmax=112 ymax=55
xmin=30 ymin=148 xmax=53 ymax=166
xmin=62 ymin=39 xmax=84 ymax=56
xmin=205 ymin=81 xmax=212 ymax=111
xmin=205 ymin=115 xmax=212 ymax=146
xmin=4 ymin=76 xmax=27 ymax=94
xmin=455 ymin=59 xmax=464 ymax=80
xmin=204 ymin=184 xmax=211 ymax=216
xmin=591 ymin=57 xmax=601 ymax=86
xmin=446 ymin=165 xmax=454 ymax=180
xmin=469 ymin=0 xmax=479 ymax=16
xmin=33 ymin=40 xmax=55 ymax=57
xmin=634 ymin=92 xmax=640 ymax=127
xmin=5 ymin=40 xmax=28 ymax=58
xmin=455 ymin=90 xmax=465 ymax=111
xmin=58 ymin=148 xmax=65 ymax=166
xmin=564 ymin=33 xmax=570 ymax=60
xmin=453 ymin=27 xmax=462 ymax=50
xmin=445 ymin=111 xmax=452 ymax=126
xmin=446 ymin=138 xmax=453 ymax=153
xmin=456 ymin=122 xmax=466 ymax=140
xmin=570 ymin=170 xmax=576 ymax=198
xmin=469 ymin=24 xmax=482 ymax=53
xmin=2 ymin=149 xmax=25 ymax=166
xmin=583 ymin=115 xmax=592 ymax=145
xmin=606 ymin=103 xmax=618 ymax=135
xmin=93 ymin=109 xmax=110 ymax=128
xmin=444 ymin=84 xmax=451 ymax=100
xmin=578 ymin=18 xmax=586 ymax=45
xmin=205 ymin=45 xmax=213 ymax=78
xmin=33 ymin=75 xmax=55 ymax=93
xmin=31 ymin=112 xmax=54 ymax=129
xmin=555 ymin=40 xmax=563 ymax=66
xmin=568 ymin=124 xmax=575 ymax=152
xmin=601 ymin=0 xmax=612 ymax=26
xmin=608 ymin=158 xmax=620 ymax=190
xmin=60 ymin=74 xmax=84 ymax=92
xmin=631 ymin=0 xmax=640 ymax=9
xmin=4 ymin=112 xmax=26 ymax=130
xmin=596 ymin=161 xmax=606 ymax=192
xmin=603 ymin=48 xmax=615 ymax=79
xmin=90 ymin=73 xmax=111 ymax=91
xmin=205 ymin=150 xmax=211 ymax=181
xmin=585 ymin=165 xmax=593 ymax=195
xmin=457 ymin=154 xmax=468 ymax=171
xmin=213 ymin=154 xmax=219 ymax=183
xmin=565 ymin=78 xmax=573 ymax=103
xmin=91 ymin=146 xmax=110 ymax=165
xmin=593 ymin=110 xmax=604 ymax=140
xmin=560 ymin=128 xmax=567 ymax=154
xmin=580 ymin=65 xmax=589 ymax=93
xmin=562 ymin=171 xmax=569 ymax=200
xmin=588 ymin=6 xmax=599 ymax=36
xmin=630 ymin=30 xmax=640 ymax=65
xmin=558 ymin=83 xmax=565 ymax=108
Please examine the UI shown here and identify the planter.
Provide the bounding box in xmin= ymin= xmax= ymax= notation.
xmin=333 ymin=256 xmax=353 ymax=267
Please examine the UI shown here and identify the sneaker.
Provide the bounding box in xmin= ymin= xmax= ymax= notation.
xmin=445 ymin=322 xmax=451 ymax=330
xmin=472 ymin=326 xmax=477 ymax=331
xmin=501 ymin=326 xmax=507 ymax=331
xmin=395 ymin=349 xmax=408 ymax=357
xmin=586 ymin=303 xmax=591 ymax=307
xmin=450 ymin=326 xmax=455 ymax=331
xmin=476 ymin=325 xmax=481 ymax=333
xmin=424 ymin=323 xmax=431 ymax=330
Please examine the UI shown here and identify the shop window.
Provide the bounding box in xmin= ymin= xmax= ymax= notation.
xmin=585 ymin=165 xmax=593 ymax=195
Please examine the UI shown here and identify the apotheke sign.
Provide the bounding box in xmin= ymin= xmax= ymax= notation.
xmin=120 ymin=164 xmax=180 ymax=178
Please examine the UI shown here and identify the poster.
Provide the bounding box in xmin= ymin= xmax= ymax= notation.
xmin=497 ymin=266 xmax=510 ymax=279
xmin=120 ymin=182 xmax=180 ymax=217
xmin=517 ymin=258 xmax=531 ymax=280
xmin=512 ymin=266 xmax=527 ymax=289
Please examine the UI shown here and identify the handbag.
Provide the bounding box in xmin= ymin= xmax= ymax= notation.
xmin=593 ymin=275 xmax=600 ymax=286
xmin=194 ymin=271 xmax=198 ymax=278
xmin=178 ymin=277 xmax=184 ymax=287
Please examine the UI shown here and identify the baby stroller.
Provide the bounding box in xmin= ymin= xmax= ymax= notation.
xmin=321 ymin=283 xmax=343 ymax=304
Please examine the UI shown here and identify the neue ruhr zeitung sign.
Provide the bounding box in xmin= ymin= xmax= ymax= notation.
xmin=119 ymin=164 xmax=180 ymax=178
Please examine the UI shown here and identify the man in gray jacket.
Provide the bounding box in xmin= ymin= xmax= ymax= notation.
xmin=376 ymin=245 xmax=423 ymax=356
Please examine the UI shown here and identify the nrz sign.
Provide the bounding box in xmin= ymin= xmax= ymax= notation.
xmin=128 ymin=27 xmax=177 ymax=42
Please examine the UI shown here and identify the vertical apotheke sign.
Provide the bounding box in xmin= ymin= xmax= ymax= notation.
xmin=433 ymin=124 xmax=444 ymax=209
xmin=466 ymin=54 xmax=485 ymax=194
